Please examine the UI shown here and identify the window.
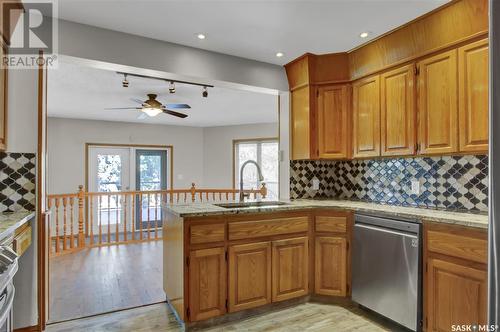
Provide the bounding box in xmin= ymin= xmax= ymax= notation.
xmin=234 ymin=138 xmax=279 ymax=200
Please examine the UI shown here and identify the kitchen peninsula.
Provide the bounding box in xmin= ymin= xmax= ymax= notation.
xmin=163 ymin=200 xmax=487 ymax=330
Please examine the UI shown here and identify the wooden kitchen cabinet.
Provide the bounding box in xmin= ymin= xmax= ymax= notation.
xmin=228 ymin=241 xmax=272 ymax=312
xmin=188 ymin=247 xmax=227 ymax=322
xmin=426 ymin=258 xmax=487 ymax=330
xmin=291 ymin=86 xmax=315 ymax=160
xmin=417 ymin=50 xmax=458 ymax=155
xmin=317 ymin=85 xmax=351 ymax=159
xmin=352 ymin=75 xmax=380 ymax=158
xmin=271 ymin=237 xmax=309 ymax=302
xmin=458 ymin=39 xmax=489 ymax=153
xmin=314 ymin=236 xmax=347 ymax=296
xmin=424 ymin=222 xmax=488 ymax=331
xmin=380 ymin=64 xmax=416 ymax=156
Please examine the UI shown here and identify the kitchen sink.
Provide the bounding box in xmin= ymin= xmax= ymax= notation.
xmin=214 ymin=201 xmax=289 ymax=209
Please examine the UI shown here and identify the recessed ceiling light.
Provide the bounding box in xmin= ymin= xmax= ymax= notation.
xmin=196 ymin=33 xmax=206 ymax=40
xmin=276 ymin=52 xmax=284 ymax=58
xmin=359 ymin=32 xmax=369 ymax=38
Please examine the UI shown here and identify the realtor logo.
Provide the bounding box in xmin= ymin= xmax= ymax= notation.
xmin=1 ymin=0 xmax=58 ymax=68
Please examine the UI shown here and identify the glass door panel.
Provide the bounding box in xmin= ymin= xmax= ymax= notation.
xmin=136 ymin=150 xmax=167 ymax=229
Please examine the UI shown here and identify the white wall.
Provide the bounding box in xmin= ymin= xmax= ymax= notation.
xmin=202 ymin=123 xmax=278 ymax=188
xmin=7 ymin=70 xmax=39 ymax=328
xmin=48 ymin=118 xmax=205 ymax=194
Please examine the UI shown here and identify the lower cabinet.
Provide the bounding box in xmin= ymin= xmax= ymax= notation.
xmin=426 ymin=258 xmax=487 ymax=331
xmin=228 ymin=242 xmax=272 ymax=312
xmin=314 ymin=236 xmax=347 ymax=296
xmin=188 ymin=247 xmax=227 ymax=322
xmin=272 ymin=237 xmax=309 ymax=302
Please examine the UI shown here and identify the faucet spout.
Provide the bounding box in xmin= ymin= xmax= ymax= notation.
xmin=239 ymin=160 xmax=264 ymax=202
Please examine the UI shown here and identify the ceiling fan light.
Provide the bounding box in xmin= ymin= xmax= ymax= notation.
xmin=142 ymin=107 xmax=162 ymax=117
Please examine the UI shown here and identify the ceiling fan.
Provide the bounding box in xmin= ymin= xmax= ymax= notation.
xmin=104 ymin=94 xmax=190 ymax=118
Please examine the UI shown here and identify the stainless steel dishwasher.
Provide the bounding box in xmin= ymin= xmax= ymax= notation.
xmin=352 ymin=213 xmax=422 ymax=331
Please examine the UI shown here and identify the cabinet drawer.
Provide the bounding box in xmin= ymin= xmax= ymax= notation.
xmin=13 ymin=224 xmax=32 ymax=256
xmin=228 ymin=217 xmax=308 ymax=241
xmin=315 ymin=216 xmax=347 ymax=233
xmin=190 ymin=223 xmax=225 ymax=244
xmin=427 ymin=229 xmax=487 ymax=264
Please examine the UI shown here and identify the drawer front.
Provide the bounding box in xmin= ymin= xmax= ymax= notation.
xmin=190 ymin=223 xmax=225 ymax=244
xmin=229 ymin=217 xmax=309 ymax=241
xmin=13 ymin=225 xmax=32 ymax=256
xmin=427 ymin=230 xmax=487 ymax=264
xmin=315 ymin=216 xmax=347 ymax=233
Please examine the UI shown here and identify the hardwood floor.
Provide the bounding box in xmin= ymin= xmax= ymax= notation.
xmin=46 ymin=302 xmax=405 ymax=332
xmin=49 ymin=241 xmax=164 ymax=323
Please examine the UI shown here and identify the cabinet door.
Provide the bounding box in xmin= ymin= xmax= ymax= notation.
xmin=291 ymin=86 xmax=312 ymax=160
xmin=380 ymin=64 xmax=415 ymax=156
xmin=314 ymin=236 xmax=347 ymax=296
xmin=317 ymin=85 xmax=350 ymax=159
xmin=426 ymin=258 xmax=487 ymax=331
xmin=352 ymin=75 xmax=380 ymax=158
xmin=188 ymin=247 xmax=226 ymax=322
xmin=228 ymin=242 xmax=271 ymax=312
xmin=272 ymin=237 xmax=309 ymax=302
xmin=418 ymin=50 xmax=458 ymax=155
xmin=458 ymin=39 xmax=489 ymax=153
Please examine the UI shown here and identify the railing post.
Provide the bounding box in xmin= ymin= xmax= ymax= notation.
xmin=190 ymin=183 xmax=196 ymax=202
xmin=260 ymin=183 xmax=267 ymax=199
xmin=77 ymin=185 xmax=85 ymax=248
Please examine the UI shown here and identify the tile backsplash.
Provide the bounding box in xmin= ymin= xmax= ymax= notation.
xmin=0 ymin=152 xmax=36 ymax=212
xmin=290 ymin=155 xmax=488 ymax=213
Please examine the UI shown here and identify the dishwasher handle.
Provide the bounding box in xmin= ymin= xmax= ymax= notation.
xmin=355 ymin=213 xmax=421 ymax=235
xmin=354 ymin=222 xmax=419 ymax=239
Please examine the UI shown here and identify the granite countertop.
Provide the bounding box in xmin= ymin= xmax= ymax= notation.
xmin=0 ymin=211 xmax=35 ymax=242
xmin=165 ymin=199 xmax=488 ymax=229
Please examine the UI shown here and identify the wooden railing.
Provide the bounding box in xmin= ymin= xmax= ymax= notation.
xmin=47 ymin=183 xmax=267 ymax=256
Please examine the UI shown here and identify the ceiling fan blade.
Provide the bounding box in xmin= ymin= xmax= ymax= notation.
xmin=162 ymin=109 xmax=188 ymax=118
xmin=165 ymin=103 xmax=191 ymax=109
xmin=104 ymin=107 xmax=142 ymax=110
xmin=130 ymin=98 xmax=145 ymax=104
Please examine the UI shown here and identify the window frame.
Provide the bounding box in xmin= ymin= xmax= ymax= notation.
xmin=232 ymin=137 xmax=279 ymax=199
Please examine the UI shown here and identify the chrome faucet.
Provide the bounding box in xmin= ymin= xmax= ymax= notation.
xmin=239 ymin=160 xmax=264 ymax=202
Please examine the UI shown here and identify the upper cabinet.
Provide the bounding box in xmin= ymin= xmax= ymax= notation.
xmin=417 ymin=50 xmax=459 ymax=155
xmin=285 ymin=0 xmax=489 ymax=160
xmin=317 ymin=85 xmax=350 ymax=159
xmin=380 ymin=65 xmax=416 ymax=156
xmin=458 ymin=39 xmax=489 ymax=153
xmin=352 ymin=75 xmax=380 ymax=158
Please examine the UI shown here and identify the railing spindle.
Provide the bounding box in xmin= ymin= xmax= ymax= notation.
xmin=107 ymin=195 xmax=111 ymax=244
xmin=89 ymin=196 xmax=94 ymax=246
xmin=99 ymin=196 xmax=103 ymax=245
xmin=55 ymin=198 xmax=60 ymax=253
xmin=115 ymin=194 xmax=120 ymax=243
xmin=123 ymin=194 xmax=127 ymax=242
xmin=139 ymin=193 xmax=143 ymax=240
xmin=154 ymin=193 xmax=158 ymax=240
xmin=69 ymin=197 xmax=75 ymax=249
xmin=132 ymin=193 xmax=136 ymax=241
xmin=147 ymin=194 xmax=151 ymax=241
xmin=62 ymin=197 xmax=68 ymax=251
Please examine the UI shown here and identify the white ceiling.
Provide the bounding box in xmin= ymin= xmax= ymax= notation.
xmin=48 ymin=61 xmax=278 ymax=127
xmin=56 ymin=0 xmax=449 ymax=65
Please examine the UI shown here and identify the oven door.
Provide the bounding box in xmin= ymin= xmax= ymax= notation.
xmin=0 ymin=283 xmax=14 ymax=332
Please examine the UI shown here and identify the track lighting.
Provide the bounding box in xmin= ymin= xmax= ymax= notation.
xmin=122 ymin=74 xmax=129 ymax=88
xmin=202 ymin=86 xmax=208 ymax=98
xmin=169 ymin=81 xmax=176 ymax=93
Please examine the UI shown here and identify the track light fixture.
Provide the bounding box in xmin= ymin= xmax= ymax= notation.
xmin=169 ymin=81 xmax=176 ymax=94
xmin=122 ymin=74 xmax=129 ymax=88
xmin=202 ymin=86 xmax=208 ymax=98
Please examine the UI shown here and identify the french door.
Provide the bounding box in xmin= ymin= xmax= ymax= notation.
xmin=135 ymin=149 xmax=168 ymax=229
xmin=88 ymin=147 xmax=131 ymax=237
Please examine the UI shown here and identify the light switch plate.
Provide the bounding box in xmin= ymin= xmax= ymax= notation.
xmin=312 ymin=178 xmax=320 ymax=190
